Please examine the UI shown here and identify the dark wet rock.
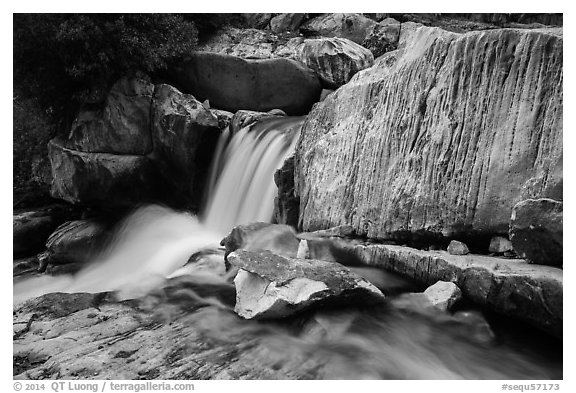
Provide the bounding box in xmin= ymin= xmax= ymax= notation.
xmin=210 ymin=109 xmax=234 ymax=130
xmin=293 ymin=24 xmax=562 ymax=240
xmin=273 ymin=155 xmax=299 ymax=227
xmin=447 ymin=240 xmax=469 ymax=256
xmin=423 ymin=281 xmax=462 ymax=311
xmin=172 ymin=52 xmax=322 ymax=115
xmin=64 ymin=76 xmax=154 ymax=155
xmin=299 ymin=37 xmax=374 ymax=89
xmin=228 ymin=249 xmax=385 ymax=319
xmin=151 ymin=84 xmax=221 ymax=207
xmin=305 ymin=225 xmax=356 ymax=238
xmin=220 ymin=223 xmax=300 ymax=259
xmin=13 ymin=207 xmax=79 ymax=257
xmin=342 ymin=243 xmax=563 ymax=337
xmin=48 ymin=139 xmax=158 ymax=207
xmin=489 ymin=236 xmax=514 ymax=254
xmin=452 ymin=310 xmax=495 ymax=344
xmin=270 ymin=13 xmax=306 ymax=33
xmin=45 ymin=220 xmax=107 ymax=265
xmin=509 ymin=199 xmax=563 ymax=267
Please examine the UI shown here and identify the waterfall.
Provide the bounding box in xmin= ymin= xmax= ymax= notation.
xmin=202 ymin=116 xmax=304 ymax=235
xmin=14 ymin=116 xmax=305 ymax=302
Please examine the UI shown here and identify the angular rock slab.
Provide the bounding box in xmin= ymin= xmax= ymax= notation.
xmin=172 ymin=52 xmax=322 ymax=115
xmin=294 ymin=24 xmax=563 ymax=239
xmin=64 ymin=76 xmax=154 ymax=155
xmin=299 ymin=37 xmax=374 ymax=89
xmin=423 ymin=281 xmax=462 ymax=311
xmin=228 ymin=250 xmax=385 ymax=319
xmin=510 ymin=198 xmax=563 ymax=266
xmin=344 ymin=243 xmax=562 ymax=337
xmin=48 ymin=139 xmax=156 ymax=207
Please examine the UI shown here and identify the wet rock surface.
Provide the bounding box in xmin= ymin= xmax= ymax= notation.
xmin=44 ymin=220 xmax=108 ymax=266
xmin=228 ymin=249 xmax=385 ymax=319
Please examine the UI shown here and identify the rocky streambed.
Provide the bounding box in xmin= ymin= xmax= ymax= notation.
xmin=14 ymin=12 xmax=563 ymax=380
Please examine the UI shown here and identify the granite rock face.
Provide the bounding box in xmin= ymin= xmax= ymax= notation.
xmin=299 ymin=37 xmax=374 ymax=89
xmin=64 ymin=76 xmax=154 ymax=155
xmin=509 ymin=198 xmax=563 ymax=266
xmin=172 ymin=52 xmax=322 ymax=115
xmin=228 ymin=249 xmax=385 ymax=319
xmin=294 ymin=24 xmax=563 ymax=240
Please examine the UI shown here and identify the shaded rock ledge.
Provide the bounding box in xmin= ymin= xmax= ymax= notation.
xmin=340 ymin=243 xmax=562 ymax=337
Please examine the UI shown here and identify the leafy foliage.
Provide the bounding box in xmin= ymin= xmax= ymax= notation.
xmin=14 ymin=14 xmax=199 ymax=126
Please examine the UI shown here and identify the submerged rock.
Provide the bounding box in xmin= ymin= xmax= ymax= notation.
xmin=423 ymin=281 xmax=462 ymax=311
xmin=343 ymin=243 xmax=563 ymax=337
xmin=220 ymin=222 xmax=300 ymax=259
xmin=172 ymin=52 xmax=322 ymax=115
xmin=299 ymin=37 xmax=374 ymax=89
xmin=64 ymin=75 xmax=154 ymax=155
xmin=293 ymin=24 xmax=562 ymax=240
xmin=447 ymin=240 xmax=469 ymax=256
xmin=509 ymin=199 xmax=563 ymax=267
xmin=228 ymin=249 xmax=385 ymax=319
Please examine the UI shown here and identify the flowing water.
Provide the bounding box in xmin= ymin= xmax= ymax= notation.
xmin=13 ymin=116 xmax=562 ymax=379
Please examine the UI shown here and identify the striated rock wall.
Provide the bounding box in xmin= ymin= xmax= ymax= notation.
xmin=294 ymin=24 xmax=563 ymax=240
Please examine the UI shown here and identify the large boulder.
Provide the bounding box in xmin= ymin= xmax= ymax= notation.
xmin=48 ymin=139 xmax=157 ymax=207
xmin=301 ymin=13 xmax=379 ymax=44
xmin=294 ymin=24 xmax=563 ymax=240
xmin=509 ymin=199 xmax=563 ymax=266
xmin=299 ymin=37 xmax=374 ymax=89
xmin=44 ymin=220 xmax=107 ymax=266
xmin=63 ymin=76 xmax=154 ymax=155
xmin=172 ymin=52 xmax=322 ymax=115
xmin=343 ymin=243 xmax=563 ymax=337
xmin=270 ymin=13 xmax=306 ymax=34
xmin=228 ymin=249 xmax=385 ymax=319
xmin=151 ymin=84 xmax=221 ymax=207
